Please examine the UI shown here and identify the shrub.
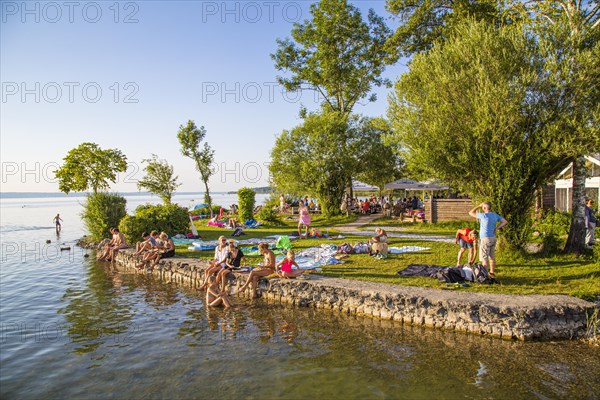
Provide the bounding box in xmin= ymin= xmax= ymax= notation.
xmin=535 ymin=210 xmax=571 ymax=237
xmin=534 ymin=210 xmax=571 ymax=254
xmin=81 ymin=192 xmax=127 ymax=242
xmin=256 ymin=206 xmax=282 ymax=225
xmin=263 ymin=193 xmax=281 ymax=209
xmin=238 ymin=187 xmax=256 ymax=221
xmin=119 ymin=203 xmax=190 ymax=244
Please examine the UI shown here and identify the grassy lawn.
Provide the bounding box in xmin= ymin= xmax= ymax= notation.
xmin=175 ymin=215 xmax=600 ymax=301
xmin=361 ymin=216 xmax=479 ymax=236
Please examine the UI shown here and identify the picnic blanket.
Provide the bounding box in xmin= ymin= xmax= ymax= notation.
xmin=388 ymin=246 xmax=431 ymax=254
xmin=293 ymin=244 xmax=341 ymax=269
xmin=398 ymin=264 xmax=474 ymax=282
xmin=398 ymin=264 xmax=446 ymax=277
xmin=187 ymin=237 xmax=277 ymax=251
xmin=172 ymin=237 xmax=199 ymax=246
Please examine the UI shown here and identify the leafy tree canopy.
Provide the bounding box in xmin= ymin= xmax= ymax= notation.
xmin=352 ymin=117 xmax=405 ymax=192
xmin=387 ymin=19 xmax=583 ymax=247
xmin=272 ymin=0 xmax=396 ymax=115
xmin=270 ymin=111 xmax=354 ymax=216
xmin=137 ymin=154 xmax=181 ymax=205
xmin=385 ymin=0 xmax=505 ymax=57
xmin=177 ymin=120 xmax=215 ymax=214
xmin=271 ymin=112 xmax=403 ymax=216
xmin=55 ymin=142 xmax=127 ymax=194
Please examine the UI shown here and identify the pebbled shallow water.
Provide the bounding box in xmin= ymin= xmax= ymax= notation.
xmin=1 ymin=195 xmax=599 ymax=399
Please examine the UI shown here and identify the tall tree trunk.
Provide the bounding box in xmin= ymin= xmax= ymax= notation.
xmin=203 ymin=180 xmax=213 ymax=218
xmin=564 ymin=156 xmax=587 ymax=254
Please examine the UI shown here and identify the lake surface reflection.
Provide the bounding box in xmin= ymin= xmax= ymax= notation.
xmin=2 ymin=260 xmax=599 ymax=400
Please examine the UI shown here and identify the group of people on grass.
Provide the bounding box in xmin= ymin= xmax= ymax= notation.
xmin=199 ymin=237 xmax=305 ymax=307
xmin=207 ymin=207 xmax=238 ymax=229
xmin=279 ymin=194 xmax=318 ymax=213
xmin=453 ymin=201 xmax=508 ymax=278
xmin=457 ymin=198 xmax=597 ymax=277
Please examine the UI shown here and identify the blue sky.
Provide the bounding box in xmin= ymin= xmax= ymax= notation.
xmin=1 ymin=0 xmax=407 ymax=193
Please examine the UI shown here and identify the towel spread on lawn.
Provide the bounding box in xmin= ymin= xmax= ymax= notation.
xmin=292 ymin=244 xmax=341 ymax=269
xmin=388 ymin=246 xmax=430 ymax=254
xmin=187 ymin=237 xmax=278 ymax=251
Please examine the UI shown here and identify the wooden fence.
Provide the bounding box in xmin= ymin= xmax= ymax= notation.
xmin=425 ymin=199 xmax=475 ymax=223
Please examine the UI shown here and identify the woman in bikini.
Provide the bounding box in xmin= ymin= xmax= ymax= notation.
xmin=235 ymin=243 xmax=275 ymax=298
xmin=276 ymin=250 xmax=304 ymax=278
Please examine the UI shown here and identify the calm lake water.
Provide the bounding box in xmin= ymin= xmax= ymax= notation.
xmin=1 ymin=193 xmax=599 ymax=399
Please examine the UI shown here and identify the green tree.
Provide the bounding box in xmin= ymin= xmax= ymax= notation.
xmin=177 ymin=120 xmax=215 ymax=216
xmin=137 ymin=154 xmax=181 ymax=205
xmin=387 ymin=20 xmax=575 ymax=248
xmin=54 ymin=142 xmax=127 ymax=194
xmin=352 ymin=117 xmax=404 ymax=194
xmin=525 ymin=0 xmax=599 ymax=253
xmin=270 ymin=112 xmax=354 ymax=217
xmin=272 ymin=0 xmax=395 ymax=115
xmin=384 ymin=0 xmax=507 ymax=57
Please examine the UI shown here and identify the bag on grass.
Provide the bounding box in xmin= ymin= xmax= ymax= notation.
xmin=353 ymin=242 xmax=370 ymax=254
xmin=436 ymin=268 xmax=465 ymax=283
xmin=231 ymin=227 xmax=245 ymax=237
xmin=338 ymin=243 xmax=354 ymax=254
xmin=472 ymin=263 xmax=497 ymax=284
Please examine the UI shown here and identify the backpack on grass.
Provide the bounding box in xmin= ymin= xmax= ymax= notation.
xmin=472 ymin=263 xmax=497 ymax=284
xmin=231 ymin=227 xmax=245 ymax=237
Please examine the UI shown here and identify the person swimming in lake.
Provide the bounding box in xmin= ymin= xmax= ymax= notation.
xmin=276 ymin=250 xmax=305 ymax=279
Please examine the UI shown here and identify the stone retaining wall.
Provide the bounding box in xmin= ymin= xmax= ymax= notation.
xmin=114 ymin=250 xmax=596 ymax=341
